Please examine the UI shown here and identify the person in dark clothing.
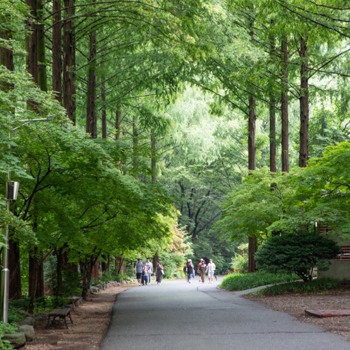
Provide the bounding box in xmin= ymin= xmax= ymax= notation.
xmin=156 ymin=262 xmax=164 ymax=285
xmin=185 ymin=259 xmax=194 ymax=283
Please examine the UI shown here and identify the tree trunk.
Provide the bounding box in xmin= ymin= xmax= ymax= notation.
xmin=52 ymin=0 xmax=62 ymax=103
xmin=86 ymin=30 xmax=97 ymax=138
xmin=101 ymin=255 xmax=108 ymax=272
xmin=28 ymin=248 xmax=39 ymax=313
xmin=101 ymin=78 xmax=106 ymax=139
xmin=36 ymin=0 xmax=47 ymax=92
xmin=80 ymin=256 xmax=97 ymax=300
xmin=248 ymin=96 xmax=256 ymax=272
xmin=63 ymin=0 xmax=76 ymax=124
xmin=116 ymin=106 xmax=121 ymax=140
xmin=269 ymin=36 xmax=276 ymax=173
xmin=248 ymin=96 xmax=256 ymax=172
xmin=281 ymin=37 xmax=289 ymax=172
xmin=133 ymin=116 xmax=138 ymax=180
xmin=9 ymin=239 xmax=21 ymax=300
xmin=151 ymin=129 xmax=156 ymax=183
xmin=56 ymin=248 xmax=63 ymax=297
xmin=26 ymin=0 xmax=38 ymax=84
xmin=36 ymin=253 xmax=44 ymax=297
xmin=299 ymin=35 xmax=309 ymax=167
xmin=248 ymin=236 xmax=257 ymax=273
xmin=0 ymin=29 xmax=14 ymax=90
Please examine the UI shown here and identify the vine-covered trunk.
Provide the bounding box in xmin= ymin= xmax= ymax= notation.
xmin=281 ymin=37 xmax=289 ymax=172
xmin=80 ymin=256 xmax=98 ymax=300
xmin=101 ymin=77 xmax=106 ymax=139
xmin=52 ymin=0 xmax=62 ymax=102
xmin=116 ymin=106 xmax=121 ymax=140
xmin=86 ymin=30 xmax=97 ymax=138
xmin=133 ymin=116 xmax=138 ymax=180
xmin=248 ymin=96 xmax=256 ymax=273
xmin=63 ymin=0 xmax=76 ymax=124
xmin=36 ymin=0 xmax=47 ymax=92
xmin=151 ymin=129 xmax=156 ymax=183
xmin=299 ymin=35 xmax=309 ymax=167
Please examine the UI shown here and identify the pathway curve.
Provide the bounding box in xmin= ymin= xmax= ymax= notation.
xmin=101 ymin=277 xmax=350 ymax=350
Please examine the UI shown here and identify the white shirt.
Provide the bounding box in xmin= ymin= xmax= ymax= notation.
xmin=207 ymin=263 xmax=216 ymax=273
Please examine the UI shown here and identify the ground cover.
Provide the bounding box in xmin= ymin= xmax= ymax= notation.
xmin=23 ymin=283 xmax=134 ymax=350
xmin=220 ymin=272 xmax=298 ymax=291
xmin=250 ymin=278 xmax=340 ymax=296
xmin=245 ymin=281 xmax=350 ymax=339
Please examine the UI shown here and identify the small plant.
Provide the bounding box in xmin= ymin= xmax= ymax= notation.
xmin=0 ymin=321 xmax=18 ymax=350
xmin=220 ymin=271 xmax=298 ymax=291
xmin=255 ymin=232 xmax=341 ymax=282
xmin=251 ymin=278 xmax=341 ymax=296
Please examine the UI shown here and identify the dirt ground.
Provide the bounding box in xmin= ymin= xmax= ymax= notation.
xmin=23 ymin=283 xmax=135 ymax=350
xmin=245 ymin=291 xmax=350 ymax=339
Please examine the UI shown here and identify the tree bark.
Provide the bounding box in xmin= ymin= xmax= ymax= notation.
xmin=52 ymin=0 xmax=62 ymax=103
xmin=9 ymin=239 xmax=21 ymax=300
xmin=86 ymin=30 xmax=97 ymax=138
xmin=133 ymin=116 xmax=138 ymax=180
xmin=63 ymin=0 xmax=76 ymax=124
xmin=56 ymin=248 xmax=63 ymax=297
xmin=151 ymin=129 xmax=156 ymax=183
xmin=116 ymin=106 xmax=121 ymax=141
xmin=36 ymin=0 xmax=47 ymax=92
xmin=248 ymin=96 xmax=257 ymax=272
xmin=26 ymin=0 xmax=38 ymax=84
xmin=248 ymin=96 xmax=256 ymax=172
xmin=299 ymin=35 xmax=309 ymax=167
xmin=281 ymin=37 xmax=289 ymax=172
xmin=101 ymin=78 xmax=106 ymax=139
xmin=269 ymin=36 xmax=276 ymax=173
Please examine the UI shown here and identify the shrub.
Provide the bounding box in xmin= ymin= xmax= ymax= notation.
xmin=220 ymin=271 xmax=298 ymax=291
xmin=231 ymin=243 xmax=248 ymax=273
xmin=252 ymin=278 xmax=341 ymax=296
xmin=0 ymin=322 xmax=17 ymax=350
xmin=255 ymin=232 xmax=341 ymax=282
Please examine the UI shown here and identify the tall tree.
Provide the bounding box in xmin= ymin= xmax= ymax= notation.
xmin=281 ymin=37 xmax=289 ymax=172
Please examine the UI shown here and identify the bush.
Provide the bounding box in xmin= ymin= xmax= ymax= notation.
xmin=0 ymin=322 xmax=17 ymax=350
xmin=220 ymin=271 xmax=298 ymax=291
xmin=252 ymin=278 xmax=341 ymax=296
xmin=231 ymin=243 xmax=248 ymax=273
xmin=255 ymin=232 xmax=341 ymax=282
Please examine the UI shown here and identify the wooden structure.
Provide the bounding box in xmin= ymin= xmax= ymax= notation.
xmin=46 ymin=308 xmax=74 ymax=329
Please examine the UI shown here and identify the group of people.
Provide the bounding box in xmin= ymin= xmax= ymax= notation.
xmin=135 ymin=258 xmax=164 ymax=285
xmin=185 ymin=258 xmax=216 ymax=284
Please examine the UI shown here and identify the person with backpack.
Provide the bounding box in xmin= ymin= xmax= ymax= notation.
xmin=185 ymin=259 xmax=194 ymax=283
xmin=197 ymin=259 xmax=203 ymax=282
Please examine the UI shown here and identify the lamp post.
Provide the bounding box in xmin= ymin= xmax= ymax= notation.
xmin=1 ymin=118 xmax=51 ymax=323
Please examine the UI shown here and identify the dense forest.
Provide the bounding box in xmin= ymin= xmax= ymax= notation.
xmin=1 ymin=0 xmax=350 ymax=320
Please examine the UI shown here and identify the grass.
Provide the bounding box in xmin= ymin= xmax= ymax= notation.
xmin=250 ymin=277 xmax=341 ymax=296
xmin=219 ymin=271 xmax=298 ymax=291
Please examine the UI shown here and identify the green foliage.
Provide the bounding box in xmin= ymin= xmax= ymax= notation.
xmin=0 ymin=322 xmax=17 ymax=350
xmin=231 ymin=244 xmax=248 ymax=273
xmin=220 ymin=271 xmax=298 ymax=291
xmin=255 ymin=232 xmax=341 ymax=282
xmin=160 ymin=251 xmax=186 ymax=279
xmin=252 ymin=278 xmax=341 ymax=296
xmin=9 ymin=296 xmax=69 ymax=323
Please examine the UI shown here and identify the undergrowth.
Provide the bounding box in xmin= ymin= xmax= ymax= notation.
xmin=251 ymin=278 xmax=341 ymax=296
xmin=220 ymin=271 xmax=298 ymax=291
xmin=0 ymin=322 xmax=17 ymax=350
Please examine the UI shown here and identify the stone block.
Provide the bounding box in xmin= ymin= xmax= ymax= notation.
xmin=17 ymin=317 xmax=36 ymax=326
xmin=18 ymin=325 xmax=34 ymax=341
xmin=2 ymin=332 xmax=26 ymax=348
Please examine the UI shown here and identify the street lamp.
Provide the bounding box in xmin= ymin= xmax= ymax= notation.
xmin=1 ymin=117 xmax=51 ymax=323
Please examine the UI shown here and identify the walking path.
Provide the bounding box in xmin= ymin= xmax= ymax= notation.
xmin=101 ymin=277 xmax=350 ymax=350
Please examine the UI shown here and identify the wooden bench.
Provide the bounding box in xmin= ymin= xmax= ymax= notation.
xmin=46 ymin=308 xmax=74 ymax=329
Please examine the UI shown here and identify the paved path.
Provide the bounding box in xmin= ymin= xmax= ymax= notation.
xmin=102 ymin=277 xmax=350 ymax=350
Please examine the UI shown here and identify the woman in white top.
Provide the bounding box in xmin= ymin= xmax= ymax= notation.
xmin=207 ymin=259 xmax=216 ymax=284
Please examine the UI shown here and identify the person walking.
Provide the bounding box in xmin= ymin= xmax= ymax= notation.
xmin=142 ymin=262 xmax=148 ymax=285
xmin=199 ymin=259 xmax=207 ymax=283
xmin=146 ymin=257 xmax=153 ymax=285
xmin=197 ymin=259 xmax=203 ymax=282
xmin=185 ymin=259 xmax=194 ymax=283
xmin=135 ymin=258 xmax=143 ymax=286
xmin=156 ymin=262 xmax=164 ymax=285
xmin=207 ymin=259 xmax=216 ymax=284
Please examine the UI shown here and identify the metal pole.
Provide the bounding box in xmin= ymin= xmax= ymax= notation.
xmin=1 ymin=130 xmax=10 ymax=322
